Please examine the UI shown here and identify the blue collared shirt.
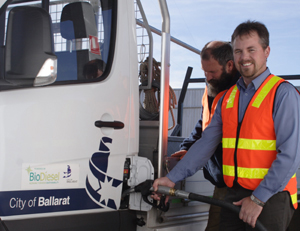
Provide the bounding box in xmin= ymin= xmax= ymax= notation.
xmin=167 ymin=68 xmax=300 ymax=203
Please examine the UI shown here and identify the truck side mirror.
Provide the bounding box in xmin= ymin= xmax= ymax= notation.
xmin=5 ymin=6 xmax=57 ymax=87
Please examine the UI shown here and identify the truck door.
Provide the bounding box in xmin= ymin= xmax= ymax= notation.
xmin=0 ymin=0 xmax=138 ymax=218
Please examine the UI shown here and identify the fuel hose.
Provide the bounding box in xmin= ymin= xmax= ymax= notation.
xmin=155 ymin=185 xmax=267 ymax=231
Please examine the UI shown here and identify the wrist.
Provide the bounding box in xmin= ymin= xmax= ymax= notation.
xmin=250 ymin=194 xmax=265 ymax=207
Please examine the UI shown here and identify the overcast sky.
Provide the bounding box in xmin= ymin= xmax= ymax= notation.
xmin=140 ymin=0 xmax=300 ymax=88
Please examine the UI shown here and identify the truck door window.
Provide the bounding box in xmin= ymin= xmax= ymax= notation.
xmin=0 ymin=0 xmax=116 ymax=89
xmin=51 ymin=0 xmax=115 ymax=82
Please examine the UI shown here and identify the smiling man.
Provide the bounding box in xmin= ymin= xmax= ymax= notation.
xmin=232 ymin=25 xmax=270 ymax=85
xmin=153 ymin=21 xmax=300 ymax=231
xmin=219 ymin=20 xmax=300 ymax=231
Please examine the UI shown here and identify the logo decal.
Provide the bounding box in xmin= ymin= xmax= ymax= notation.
xmin=22 ymin=164 xmax=79 ymax=189
xmin=85 ymin=137 xmax=122 ymax=209
xmin=63 ymin=165 xmax=72 ymax=178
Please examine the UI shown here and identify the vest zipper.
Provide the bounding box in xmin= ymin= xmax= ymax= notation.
xmin=234 ymin=122 xmax=242 ymax=183
xmin=232 ymin=87 xmax=256 ymax=184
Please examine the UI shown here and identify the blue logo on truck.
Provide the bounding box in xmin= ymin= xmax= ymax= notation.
xmin=85 ymin=137 xmax=122 ymax=209
xmin=63 ymin=165 xmax=72 ymax=178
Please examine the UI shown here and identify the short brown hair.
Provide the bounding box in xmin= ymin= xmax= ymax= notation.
xmin=231 ymin=20 xmax=269 ymax=49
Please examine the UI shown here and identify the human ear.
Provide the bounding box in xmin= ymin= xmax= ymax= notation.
xmin=264 ymin=46 xmax=270 ymax=58
xmin=225 ymin=60 xmax=234 ymax=73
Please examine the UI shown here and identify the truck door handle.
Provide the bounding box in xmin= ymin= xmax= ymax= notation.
xmin=95 ymin=120 xmax=124 ymax=129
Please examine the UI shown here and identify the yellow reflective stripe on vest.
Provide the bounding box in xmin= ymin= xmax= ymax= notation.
xmin=252 ymin=76 xmax=282 ymax=108
xmin=224 ymin=166 xmax=273 ymax=179
xmin=223 ymin=165 xmax=235 ymax=177
xmin=224 ymin=165 xmax=296 ymax=180
xmin=223 ymin=138 xmax=276 ymax=150
xmin=238 ymin=167 xmax=269 ymax=179
xmin=291 ymin=192 xmax=298 ymax=205
xmin=238 ymin=138 xmax=276 ymax=150
xmin=222 ymin=138 xmax=236 ymax=148
xmin=226 ymin=85 xmax=238 ymax=109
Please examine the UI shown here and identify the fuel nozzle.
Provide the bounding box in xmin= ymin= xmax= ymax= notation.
xmin=152 ymin=185 xmax=190 ymax=199
xmin=130 ymin=180 xmax=170 ymax=212
xmin=124 ymin=181 xmax=189 ymax=213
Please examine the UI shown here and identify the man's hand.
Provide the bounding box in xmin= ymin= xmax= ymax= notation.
xmin=151 ymin=177 xmax=175 ymax=202
xmin=171 ymin=150 xmax=187 ymax=160
xmin=233 ymin=196 xmax=263 ymax=228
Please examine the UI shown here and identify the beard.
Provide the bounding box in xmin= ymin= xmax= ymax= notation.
xmin=238 ymin=59 xmax=255 ymax=78
xmin=207 ymin=71 xmax=232 ymax=97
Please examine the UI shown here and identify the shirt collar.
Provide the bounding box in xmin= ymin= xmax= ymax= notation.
xmin=236 ymin=68 xmax=271 ymax=91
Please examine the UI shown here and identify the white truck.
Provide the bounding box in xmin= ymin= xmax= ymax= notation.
xmin=0 ymin=0 xmax=299 ymax=230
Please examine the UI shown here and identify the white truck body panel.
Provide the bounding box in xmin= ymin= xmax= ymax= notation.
xmin=0 ymin=0 xmax=139 ymax=220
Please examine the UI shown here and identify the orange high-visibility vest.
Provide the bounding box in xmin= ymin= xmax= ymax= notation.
xmin=202 ymin=87 xmax=226 ymax=130
xmin=221 ymin=74 xmax=298 ymax=209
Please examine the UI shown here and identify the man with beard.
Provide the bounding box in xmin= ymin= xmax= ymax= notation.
xmin=171 ymin=41 xmax=239 ymax=231
xmin=154 ymin=21 xmax=300 ymax=231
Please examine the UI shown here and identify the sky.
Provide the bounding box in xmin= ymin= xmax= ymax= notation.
xmin=140 ymin=0 xmax=300 ymax=89
xmin=0 ymin=0 xmax=299 ymax=88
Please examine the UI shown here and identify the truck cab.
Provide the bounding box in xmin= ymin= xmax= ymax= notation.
xmin=0 ymin=0 xmax=143 ymax=229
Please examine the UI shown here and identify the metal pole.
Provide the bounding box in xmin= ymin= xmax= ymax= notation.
xmin=171 ymin=67 xmax=193 ymax=136
xmin=136 ymin=0 xmax=153 ymax=90
xmin=157 ymin=0 xmax=170 ymax=178
xmin=136 ymin=19 xmax=201 ymax=55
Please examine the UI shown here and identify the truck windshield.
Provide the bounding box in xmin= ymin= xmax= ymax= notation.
xmin=0 ymin=0 xmax=116 ymax=87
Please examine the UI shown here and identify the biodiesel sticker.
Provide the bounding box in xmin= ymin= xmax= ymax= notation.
xmin=21 ymin=163 xmax=79 ymax=189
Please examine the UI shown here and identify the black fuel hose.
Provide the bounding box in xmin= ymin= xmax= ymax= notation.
xmin=156 ymin=186 xmax=267 ymax=231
